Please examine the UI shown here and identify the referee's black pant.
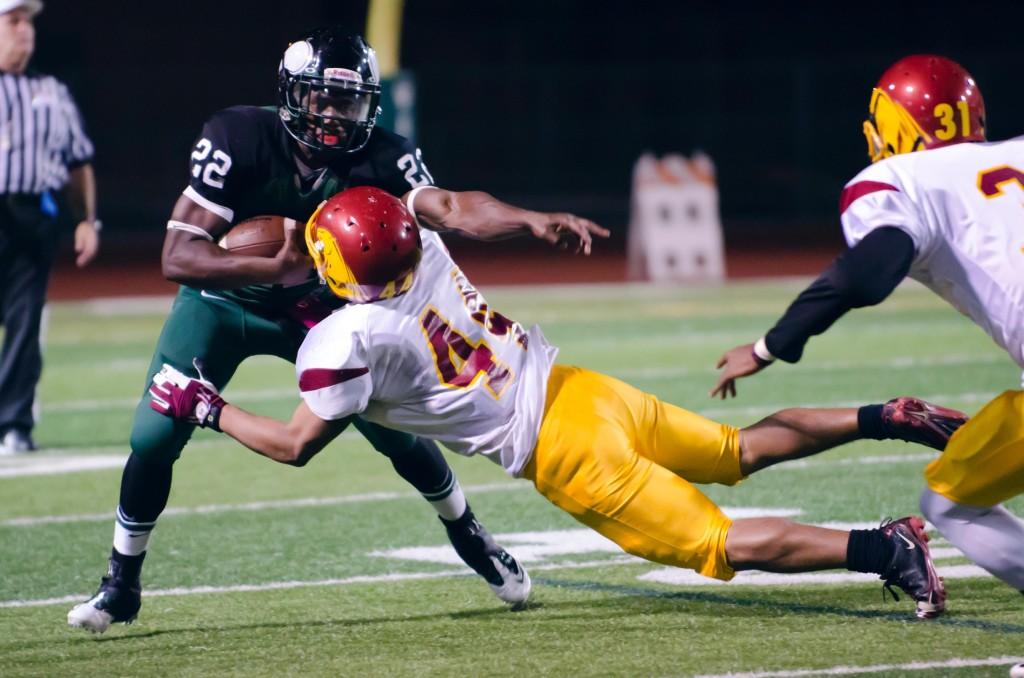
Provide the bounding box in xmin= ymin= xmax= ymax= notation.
xmin=0 ymin=194 xmax=57 ymax=434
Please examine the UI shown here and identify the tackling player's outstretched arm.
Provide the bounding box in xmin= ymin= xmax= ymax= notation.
xmin=161 ymin=195 xmax=311 ymax=289
xmin=147 ymin=363 xmax=349 ymax=467
xmin=405 ymin=186 xmax=610 ymax=255
xmin=218 ymin=400 xmax=349 ymax=467
xmin=711 ymin=227 xmax=915 ymax=398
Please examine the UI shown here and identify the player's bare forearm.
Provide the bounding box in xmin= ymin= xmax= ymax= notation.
xmin=161 ymin=194 xmax=309 ymax=288
xmin=412 ymin=189 xmax=530 ymax=239
xmin=409 ymin=187 xmax=609 ymax=253
xmin=218 ymin=401 xmax=348 ymax=467
xmin=162 ymin=232 xmax=294 ymax=288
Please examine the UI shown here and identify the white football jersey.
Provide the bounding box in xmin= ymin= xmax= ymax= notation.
xmin=840 ymin=137 xmax=1024 ymax=368
xmin=296 ymin=230 xmax=558 ymax=476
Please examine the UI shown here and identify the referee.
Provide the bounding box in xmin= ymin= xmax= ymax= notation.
xmin=0 ymin=0 xmax=99 ymax=454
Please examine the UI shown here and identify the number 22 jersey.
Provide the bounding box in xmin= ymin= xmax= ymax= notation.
xmin=295 ymin=230 xmax=559 ymax=476
xmin=840 ymin=136 xmax=1024 ymax=368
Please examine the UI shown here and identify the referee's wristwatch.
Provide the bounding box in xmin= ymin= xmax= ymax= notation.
xmin=87 ymin=219 xmax=102 ymax=232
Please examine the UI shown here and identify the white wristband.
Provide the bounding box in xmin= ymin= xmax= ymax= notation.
xmin=167 ymin=220 xmax=215 ymax=242
xmin=403 ymin=185 xmax=437 ymax=224
xmin=753 ymin=336 xmax=776 ymax=364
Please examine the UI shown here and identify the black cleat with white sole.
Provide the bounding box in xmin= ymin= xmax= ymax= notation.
xmin=67 ymin=554 xmax=143 ymax=633
xmin=441 ymin=511 xmax=531 ymax=605
xmin=879 ymin=516 xmax=946 ymax=619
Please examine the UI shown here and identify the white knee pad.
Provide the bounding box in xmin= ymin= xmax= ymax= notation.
xmin=920 ymin=486 xmax=987 ymax=522
xmin=920 ymin=487 xmax=1024 ymax=590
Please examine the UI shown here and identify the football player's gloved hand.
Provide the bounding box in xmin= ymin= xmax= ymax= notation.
xmin=149 ymin=362 xmax=226 ymax=431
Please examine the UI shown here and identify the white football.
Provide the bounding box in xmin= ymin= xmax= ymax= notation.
xmin=1009 ymin=662 xmax=1024 ymax=678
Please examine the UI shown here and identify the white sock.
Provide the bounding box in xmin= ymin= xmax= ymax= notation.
xmin=920 ymin=487 xmax=1024 ymax=590
xmin=423 ymin=473 xmax=468 ymax=521
xmin=112 ymin=506 xmax=155 ymax=556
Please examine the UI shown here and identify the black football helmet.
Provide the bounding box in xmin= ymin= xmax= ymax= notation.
xmin=277 ymin=28 xmax=382 ymax=155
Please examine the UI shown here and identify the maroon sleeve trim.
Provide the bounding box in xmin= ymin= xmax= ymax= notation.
xmin=299 ymin=367 xmax=369 ymax=392
xmin=839 ymin=181 xmax=899 ymax=216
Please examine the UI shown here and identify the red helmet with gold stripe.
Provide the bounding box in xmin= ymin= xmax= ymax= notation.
xmin=305 ymin=186 xmax=421 ymax=303
xmin=863 ymin=54 xmax=986 ymax=163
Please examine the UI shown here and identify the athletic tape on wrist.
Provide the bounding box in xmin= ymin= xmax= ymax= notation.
xmin=752 ymin=336 xmax=776 ymax=366
xmin=404 ymin=185 xmax=437 ymax=225
xmin=167 ymin=220 xmax=215 ymax=241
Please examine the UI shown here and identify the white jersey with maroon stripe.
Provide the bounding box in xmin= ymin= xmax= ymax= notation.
xmin=295 ymin=230 xmax=558 ymax=476
xmin=840 ymin=137 xmax=1024 ymax=368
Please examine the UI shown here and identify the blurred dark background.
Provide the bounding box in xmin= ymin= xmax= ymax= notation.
xmin=32 ymin=0 xmax=1024 ymax=285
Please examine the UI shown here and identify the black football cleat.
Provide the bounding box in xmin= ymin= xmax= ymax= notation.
xmin=441 ymin=512 xmax=531 ymax=606
xmin=67 ymin=557 xmax=143 ymax=633
xmin=882 ymin=397 xmax=968 ymax=451
xmin=879 ymin=516 xmax=945 ymax=619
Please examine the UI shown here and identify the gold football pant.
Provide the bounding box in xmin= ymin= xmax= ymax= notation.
xmin=521 ymin=365 xmax=742 ymax=580
xmin=925 ymin=389 xmax=1024 ymax=506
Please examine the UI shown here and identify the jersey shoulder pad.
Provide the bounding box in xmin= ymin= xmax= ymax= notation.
xmin=297 ymin=307 xmax=369 ymax=369
xmin=187 ymin=106 xmax=276 ymax=218
xmin=296 ymin=309 xmax=373 ymax=421
xmin=838 ymin=161 xmax=930 ymax=251
xmin=356 ymin=128 xmax=435 ymax=194
xmin=839 ymin=159 xmax=906 ymax=214
xmin=197 ymin=106 xmax=276 ymax=150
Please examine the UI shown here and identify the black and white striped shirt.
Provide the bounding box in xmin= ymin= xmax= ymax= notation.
xmin=0 ymin=70 xmax=93 ymax=195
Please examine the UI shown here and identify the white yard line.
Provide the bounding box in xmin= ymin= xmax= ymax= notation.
xmin=694 ymin=655 xmax=1024 ymax=678
xmin=0 ymin=560 xmax=995 ymax=612
xmin=0 ymin=456 xmax=126 ymax=478
xmin=0 ymin=556 xmax=638 ymax=609
xmin=72 ymin=296 xmax=175 ymax=315
xmin=0 ymin=481 xmax=527 ymax=527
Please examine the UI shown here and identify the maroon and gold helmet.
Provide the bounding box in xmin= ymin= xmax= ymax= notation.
xmin=305 ymin=186 xmax=421 ymax=303
xmin=863 ymin=54 xmax=986 ymax=163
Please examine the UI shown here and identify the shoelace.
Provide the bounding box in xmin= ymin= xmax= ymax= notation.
xmin=877 ymin=516 xmax=903 ymax=603
xmin=881 ymin=581 xmax=901 ymax=603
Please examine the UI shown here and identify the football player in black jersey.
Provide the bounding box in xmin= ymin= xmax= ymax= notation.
xmin=68 ymin=27 xmax=607 ymax=633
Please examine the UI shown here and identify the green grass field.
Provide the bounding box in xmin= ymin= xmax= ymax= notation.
xmin=2 ymin=280 xmax=1022 ymax=677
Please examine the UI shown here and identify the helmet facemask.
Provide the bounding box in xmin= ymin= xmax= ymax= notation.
xmin=281 ymin=77 xmax=380 ymax=155
xmin=862 ymin=88 xmax=930 ymax=163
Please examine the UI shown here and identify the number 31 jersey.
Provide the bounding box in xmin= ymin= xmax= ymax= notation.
xmin=840 ymin=136 xmax=1024 ymax=368
xmin=295 ymin=230 xmax=559 ymax=476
